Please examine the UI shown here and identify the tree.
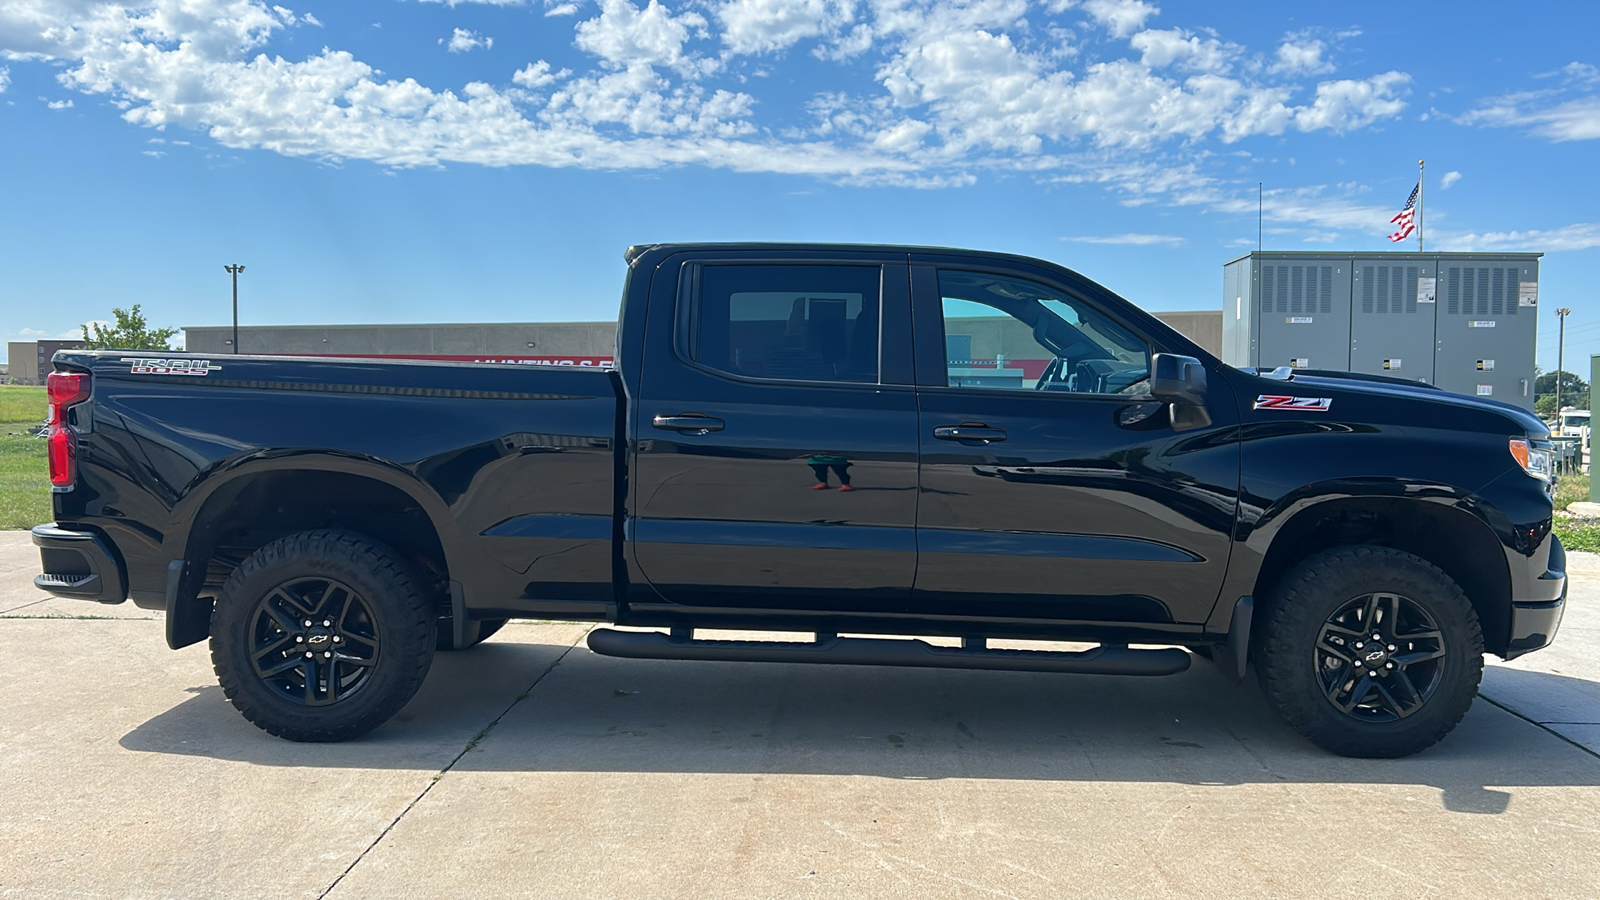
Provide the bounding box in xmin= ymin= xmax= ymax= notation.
xmin=80 ymin=305 xmax=179 ymax=351
xmin=1534 ymin=369 xmax=1587 ymax=398
xmin=1533 ymin=369 xmax=1589 ymax=418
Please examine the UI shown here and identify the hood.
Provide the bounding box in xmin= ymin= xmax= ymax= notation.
xmin=1234 ymin=366 xmax=1550 ymax=438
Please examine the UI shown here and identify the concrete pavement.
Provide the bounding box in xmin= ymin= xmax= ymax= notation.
xmin=1 ymin=528 xmax=1598 ymax=899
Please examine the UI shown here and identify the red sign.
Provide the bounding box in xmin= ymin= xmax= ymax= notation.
xmin=299 ymin=353 xmax=614 ymax=368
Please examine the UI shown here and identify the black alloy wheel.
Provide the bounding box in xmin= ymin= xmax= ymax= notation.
xmin=1256 ymin=545 xmax=1483 ymax=758
xmin=211 ymin=530 xmax=436 ymax=742
xmin=1314 ymin=592 xmax=1446 ymax=722
xmin=248 ymin=576 xmax=382 ymax=707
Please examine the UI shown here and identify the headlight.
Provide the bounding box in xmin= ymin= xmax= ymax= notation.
xmin=1509 ymin=439 xmax=1555 ymax=481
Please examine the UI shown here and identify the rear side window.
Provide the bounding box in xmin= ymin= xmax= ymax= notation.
xmin=687 ymin=264 xmax=881 ymax=384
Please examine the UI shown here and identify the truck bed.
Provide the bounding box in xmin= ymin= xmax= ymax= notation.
xmin=50 ymin=351 xmax=621 ymax=616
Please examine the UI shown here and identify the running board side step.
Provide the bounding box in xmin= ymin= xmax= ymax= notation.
xmin=586 ymin=629 xmax=1190 ymax=676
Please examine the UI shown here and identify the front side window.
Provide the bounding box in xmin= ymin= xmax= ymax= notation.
xmin=938 ymin=269 xmax=1151 ymax=395
xmin=689 ymin=264 xmax=881 ymax=384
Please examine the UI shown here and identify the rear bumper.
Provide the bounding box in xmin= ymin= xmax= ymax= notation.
xmin=1505 ymin=535 xmax=1565 ymax=660
xmin=31 ymin=523 xmax=127 ymax=604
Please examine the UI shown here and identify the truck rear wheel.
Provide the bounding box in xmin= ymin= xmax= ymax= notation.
xmin=210 ymin=530 xmax=436 ymax=742
xmin=1255 ymin=545 xmax=1483 ymax=758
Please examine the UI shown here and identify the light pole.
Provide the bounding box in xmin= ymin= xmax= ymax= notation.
xmin=224 ymin=264 xmax=245 ymax=353
xmin=1556 ymin=307 xmax=1572 ymax=415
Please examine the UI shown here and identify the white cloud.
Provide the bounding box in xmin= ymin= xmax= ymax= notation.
xmin=1460 ymin=62 xmax=1600 ymax=141
xmin=414 ymin=0 xmax=527 ymax=6
xmin=878 ymin=30 xmax=1390 ymax=153
xmin=545 ymin=1 xmax=579 ymax=14
xmin=302 ymin=12 xmax=320 ymax=26
xmin=1062 ymin=232 xmax=1185 ymax=245
xmin=1444 ymin=223 xmax=1600 ymax=253
xmin=1292 ymin=72 xmax=1409 ymax=132
xmin=1271 ymin=35 xmax=1332 ymax=75
xmin=1129 ymin=28 xmax=1236 ymax=75
xmin=0 ymin=67 xmax=9 ymax=93
xmin=716 ymin=0 xmax=855 ymax=56
xmin=1462 ymin=92 xmax=1600 ymax=142
xmin=545 ymin=63 xmax=757 ymax=137
xmin=1440 ymin=170 xmax=1461 ymax=189
xmin=513 ymin=60 xmax=568 ymax=88
xmin=443 ymin=28 xmax=492 ymax=53
xmin=46 ymin=97 xmax=73 ymax=108
xmin=575 ymin=0 xmax=707 ymax=73
xmin=1558 ymin=62 xmax=1600 ymax=84
xmin=16 ymin=327 xmax=47 ymax=337
xmin=1081 ymin=0 xmax=1158 ymax=38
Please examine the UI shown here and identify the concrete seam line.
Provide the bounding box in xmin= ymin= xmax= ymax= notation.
xmin=0 ymin=614 xmax=159 ymax=620
xmin=315 ymin=626 xmax=593 ymax=900
xmin=1476 ymin=694 xmax=1600 ymax=760
xmin=0 ymin=598 xmax=53 ymax=615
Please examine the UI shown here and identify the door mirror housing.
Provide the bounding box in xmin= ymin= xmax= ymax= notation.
xmin=1149 ymin=353 xmax=1210 ymax=431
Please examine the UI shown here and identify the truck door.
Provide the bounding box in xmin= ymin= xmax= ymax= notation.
xmin=908 ymin=259 xmax=1241 ymax=627
xmin=630 ymin=252 xmax=919 ymax=615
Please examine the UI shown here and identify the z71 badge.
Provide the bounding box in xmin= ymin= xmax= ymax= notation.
xmin=121 ymin=358 xmax=222 ymax=376
xmin=1254 ymin=395 xmax=1332 ymax=412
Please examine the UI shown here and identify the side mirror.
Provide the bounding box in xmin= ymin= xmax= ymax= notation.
xmin=1149 ymin=353 xmax=1210 ymax=431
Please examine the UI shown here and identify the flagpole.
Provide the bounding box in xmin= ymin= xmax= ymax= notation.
xmin=1417 ymin=159 xmax=1425 ymax=252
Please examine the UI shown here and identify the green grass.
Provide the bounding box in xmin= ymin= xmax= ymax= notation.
xmin=1552 ymin=472 xmax=1600 ymax=552
xmin=0 ymin=385 xmax=50 ymax=530
xmin=1554 ymin=471 xmax=1589 ymax=512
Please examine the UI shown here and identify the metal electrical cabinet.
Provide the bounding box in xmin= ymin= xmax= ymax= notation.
xmin=1252 ymin=258 xmax=1352 ymax=371
xmin=1351 ymin=258 xmax=1437 ymax=384
xmin=1222 ymin=251 xmax=1542 ymax=411
xmin=1434 ymin=258 xmax=1539 ymax=405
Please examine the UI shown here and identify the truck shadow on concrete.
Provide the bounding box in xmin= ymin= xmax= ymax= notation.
xmin=121 ymin=639 xmax=1600 ymax=814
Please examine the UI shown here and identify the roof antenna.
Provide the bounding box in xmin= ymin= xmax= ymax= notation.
xmin=1257 ymin=182 xmax=1263 ymax=253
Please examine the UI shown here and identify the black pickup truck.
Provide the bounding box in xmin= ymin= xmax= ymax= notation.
xmin=33 ymin=243 xmax=1566 ymax=757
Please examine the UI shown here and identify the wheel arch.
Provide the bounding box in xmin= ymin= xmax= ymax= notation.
xmin=169 ymin=454 xmax=465 ymax=614
xmin=1250 ymin=496 xmax=1513 ymax=655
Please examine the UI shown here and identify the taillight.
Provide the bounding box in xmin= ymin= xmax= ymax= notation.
xmin=45 ymin=371 xmax=91 ymax=491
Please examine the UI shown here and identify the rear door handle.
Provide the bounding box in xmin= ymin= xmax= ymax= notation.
xmin=652 ymin=414 xmax=725 ymax=434
xmin=933 ymin=423 xmax=1007 ymax=443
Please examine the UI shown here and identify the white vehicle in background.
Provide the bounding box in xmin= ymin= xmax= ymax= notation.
xmin=1558 ymin=407 xmax=1591 ymax=438
xmin=1553 ymin=408 xmax=1591 ymax=475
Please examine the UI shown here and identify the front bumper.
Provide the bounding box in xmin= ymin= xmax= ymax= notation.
xmin=1506 ymin=535 xmax=1565 ymax=660
xmin=31 ymin=523 xmax=127 ymax=604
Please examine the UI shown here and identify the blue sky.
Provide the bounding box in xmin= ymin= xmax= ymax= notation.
xmin=2 ymin=0 xmax=1598 ymax=373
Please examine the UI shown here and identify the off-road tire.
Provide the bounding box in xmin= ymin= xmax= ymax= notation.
xmin=210 ymin=530 xmax=436 ymax=742
xmin=436 ymin=617 xmax=508 ymax=651
xmin=1256 ymin=545 xmax=1483 ymax=758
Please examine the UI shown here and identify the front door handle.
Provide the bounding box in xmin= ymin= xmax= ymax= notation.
xmin=653 ymin=414 xmax=725 ymax=434
xmin=933 ymin=423 xmax=1007 ymax=444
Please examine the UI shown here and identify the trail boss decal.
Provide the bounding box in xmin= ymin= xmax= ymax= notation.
xmin=1254 ymin=395 xmax=1333 ymax=412
xmin=121 ymin=358 xmax=222 ymax=376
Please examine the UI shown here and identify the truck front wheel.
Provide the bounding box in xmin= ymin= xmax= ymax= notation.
xmin=210 ymin=530 xmax=436 ymax=742
xmin=1255 ymin=545 xmax=1484 ymax=758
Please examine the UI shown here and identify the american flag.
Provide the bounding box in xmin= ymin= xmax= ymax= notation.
xmin=1389 ymin=182 xmax=1419 ymax=242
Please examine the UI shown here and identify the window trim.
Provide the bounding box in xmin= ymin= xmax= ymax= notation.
xmin=673 ymin=259 xmax=898 ymax=390
xmin=911 ymin=262 xmax=1160 ymax=399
